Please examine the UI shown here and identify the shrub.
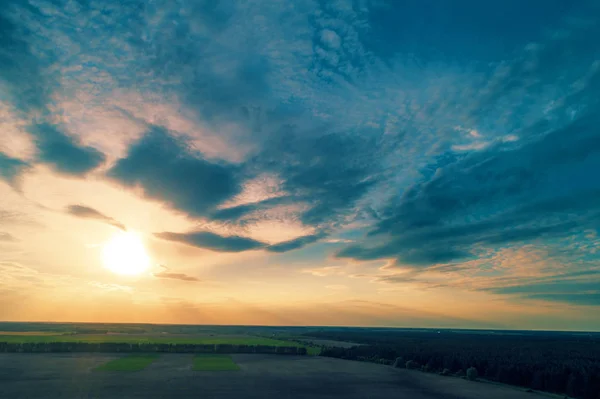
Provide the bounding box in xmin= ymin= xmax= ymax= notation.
xmin=406 ymin=360 xmax=419 ymax=370
xmin=442 ymin=368 xmax=451 ymax=376
xmin=392 ymin=357 xmax=404 ymax=368
xmin=467 ymin=367 xmax=478 ymax=381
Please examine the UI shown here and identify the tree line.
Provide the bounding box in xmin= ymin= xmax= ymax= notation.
xmin=310 ymin=330 xmax=600 ymax=399
xmin=0 ymin=341 xmax=307 ymax=355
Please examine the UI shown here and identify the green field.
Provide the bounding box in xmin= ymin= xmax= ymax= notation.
xmin=95 ymin=354 xmax=158 ymax=371
xmin=306 ymin=346 xmax=321 ymax=356
xmin=193 ymin=354 xmax=240 ymax=371
xmin=0 ymin=334 xmax=295 ymax=346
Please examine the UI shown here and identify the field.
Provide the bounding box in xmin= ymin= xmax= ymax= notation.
xmin=193 ymin=354 xmax=240 ymax=371
xmin=4 ymin=323 xmax=593 ymax=397
xmin=0 ymin=353 xmax=549 ymax=399
xmin=95 ymin=354 xmax=158 ymax=371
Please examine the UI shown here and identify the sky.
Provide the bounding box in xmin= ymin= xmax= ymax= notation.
xmin=1 ymin=0 xmax=599 ymax=330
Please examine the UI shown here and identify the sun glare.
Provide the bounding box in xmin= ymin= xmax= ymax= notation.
xmin=102 ymin=232 xmax=151 ymax=275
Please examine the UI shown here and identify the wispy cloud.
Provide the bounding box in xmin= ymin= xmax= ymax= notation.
xmin=66 ymin=205 xmax=126 ymax=231
xmin=153 ymin=265 xmax=200 ymax=282
xmin=301 ymin=266 xmax=345 ymax=277
xmin=0 ymin=232 xmax=19 ymax=243
xmin=0 ymin=152 xmax=29 ymax=184
xmin=154 ymin=231 xmax=265 ymax=253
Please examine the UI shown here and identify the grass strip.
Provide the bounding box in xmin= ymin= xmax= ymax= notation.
xmin=95 ymin=354 xmax=158 ymax=371
xmin=193 ymin=354 xmax=240 ymax=371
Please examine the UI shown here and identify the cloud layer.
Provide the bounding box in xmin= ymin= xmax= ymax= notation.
xmin=1 ymin=0 xmax=599 ymax=324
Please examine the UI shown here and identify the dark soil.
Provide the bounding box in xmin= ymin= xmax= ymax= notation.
xmin=0 ymin=353 xmax=550 ymax=399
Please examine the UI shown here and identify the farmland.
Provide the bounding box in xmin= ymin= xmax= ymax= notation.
xmin=0 ymin=322 xmax=322 ymax=355
xmin=3 ymin=323 xmax=597 ymax=398
xmin=96 ymin=354 xmax=158 ymax=371
xmin=0 ymin=353 xmax=551 ymax=399
xmin=193 ymin=354 xmax=240 ymax=371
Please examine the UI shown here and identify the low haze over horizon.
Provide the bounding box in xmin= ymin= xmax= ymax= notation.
xmin=1 ymin=0 xmax=599 ymax=331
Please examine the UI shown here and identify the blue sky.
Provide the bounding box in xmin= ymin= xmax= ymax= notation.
xmin=0 ymin=0 xmax=599 ymax=329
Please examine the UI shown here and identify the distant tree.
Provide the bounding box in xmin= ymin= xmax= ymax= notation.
xmin=393 ymin=357 xmax=404 ymax=368
xmin=406 ymin=360 xmax=419 ymax=370
xmin=467 ymin=367 xmax=479 ymax=381
xmin=566 ymin=372 xmax=583 ymax=398
xmin=442 ymin=368 xmax=451 ymax=376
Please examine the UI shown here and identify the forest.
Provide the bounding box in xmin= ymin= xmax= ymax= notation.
xmin=309 ymin=329 xmax=600 ymax=399
xmin=0 ymin=341 xmax=307 ymax=355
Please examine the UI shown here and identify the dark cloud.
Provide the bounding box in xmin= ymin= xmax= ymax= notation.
xmin=155 ymin=229 xmax=329 ymax=254
xmin=0 ymin=153 xmax=28 ymax=183
xmin=66 ymin=205 xmax=126 ymax=231
xmin=337 ymin=112 xmax=600 ymax=266
xmin=0 ymin=6 xmax=53 ymax=115
xmin=252 ymin=131 xmax=383 ymax=227
xmin=0 ymin=6 xmax=105 ymax=176
xmin=522 ymin=293 xmax=600 ymax=306
xmin=266 ymin=233 xmax=325 ymax=253
xmin=154 ymin=266 xmax=200 ymax=282
xmin=492 ymin=281 xmax=600 ymax=295
xmin=29 ymin=124 xmax=105 ymax=175
xmin=209 ymin=196 xmax=293 ymax=222
xmin=0 ymin=232 xmax=19 ymax=242
xmin=108 ymin=127 xmax=241 ymax=218
xmin=122 ymin=4 xmax=386 ymax=231
xmin=154 ymin=231 xmax=265 ymax=253
xmin=488 ymin=281 xmax=600 ymax=306
xmin=129 ymin=1 xmax=269 ymax=129
xmin=154 ymin=271 xmax=200 ymax=282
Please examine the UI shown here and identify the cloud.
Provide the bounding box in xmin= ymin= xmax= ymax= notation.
xmin=209 ymin=196 xmax=292 ymax=222
xmin=154 ymin=231 xmax=265 ymax=253
xmin=66 ymin=205 xmax=126 ymax=231
xmin=325 ymin=284 xmax=348 ymax=290
xmin=2 ymin=0 xmax=600 ymax=319
xmin=320 ymin=29 xmax=341 ymax=49
xmin=0 ymin=232 xmax=19 ymax=242
xmin=0 ymin=6 xmax=52 ymax=115
xmin=301 ymin=266 xmax=344 ymax=277
xmin=93 ymin=0 xmax=388 ymax=233
xmin=0 ymin=6 xmax=105 ymax=176
xmin=108 ymin=127 xmax=241 ymax=218
xmin=29 ymin=124 xmax=105 ymax=176
xmin=88 ymin=282 xmax=133 ymax=293
xmin=337 ymin=111 xmax=600 ymax=267
xmin=266 ymin=233 xmax=324 ymax=253
xmin=154 ymin=265 xmax=200 ymax=282
xmin=155 ymin=229 xmax=325 ymax=254
xmin=252 ymin=131 xmax=383 ymax=228
xmin=0 ymin=152 xmax=29 ymax=183
xmin=522 ymin=293 xmax=600 ymax=306
xmin=489 ymin=280 xmax=600 ymax=306
xmin=324 ymin=238 xmax=354 ymax=244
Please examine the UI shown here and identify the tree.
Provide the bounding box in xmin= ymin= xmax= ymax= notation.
xmin=467 ymin=367 xmax=479 ymax=381
xmin=406 ymin=360 xmax=419 ymax=370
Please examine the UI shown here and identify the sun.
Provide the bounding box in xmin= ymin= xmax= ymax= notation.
xmin=102 ymin=232 xmax=151 ymax=275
